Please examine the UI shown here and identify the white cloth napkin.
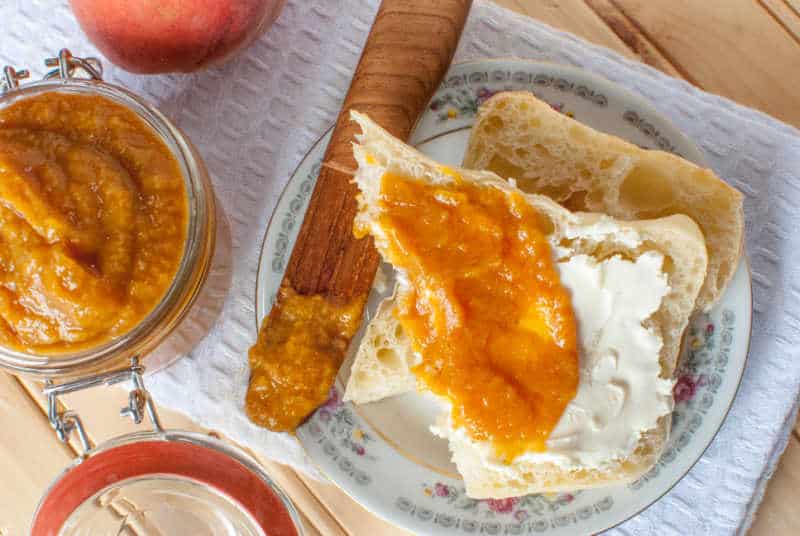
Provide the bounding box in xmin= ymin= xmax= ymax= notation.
xmin=3 ymin=1 xmax=799 ymax=533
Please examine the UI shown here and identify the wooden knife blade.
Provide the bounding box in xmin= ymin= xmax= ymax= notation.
xmin=247 ymin=0 xmax=472 ymax=431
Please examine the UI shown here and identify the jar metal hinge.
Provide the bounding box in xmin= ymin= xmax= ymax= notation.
xmin=1 ymin=48 xmax=103 ymax=94
xmin=43 ymin=356 xmax=163 ymax=457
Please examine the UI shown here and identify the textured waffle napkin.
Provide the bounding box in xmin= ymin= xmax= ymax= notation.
xmin=3 ymin=1 xmax=799 ymax=533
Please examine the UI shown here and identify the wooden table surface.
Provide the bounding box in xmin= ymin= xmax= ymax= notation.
xmin=2 ymin=1 xmax=799 ymax=535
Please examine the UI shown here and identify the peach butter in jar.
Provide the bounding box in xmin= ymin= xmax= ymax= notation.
xmin=0 ymin=50 xmax=220 ymax=379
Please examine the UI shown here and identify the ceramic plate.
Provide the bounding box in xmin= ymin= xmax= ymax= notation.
xmin=256 ymin=60 xmax=752 ymax=535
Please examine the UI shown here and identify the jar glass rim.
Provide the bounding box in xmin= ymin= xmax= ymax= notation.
xmin=0 ymin=78 xmax=211 ymax=376
xmin=31 ymin=429 xmax=305 ymax=536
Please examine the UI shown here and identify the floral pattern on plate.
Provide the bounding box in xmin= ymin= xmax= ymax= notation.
xmin=257 ymin=60 xmax=751 ymax=535
xmin=422 ymin=482 xmax=578 ymax=521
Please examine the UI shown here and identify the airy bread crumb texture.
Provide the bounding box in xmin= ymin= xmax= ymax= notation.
xmin=344 ymin=111 xmax=708 ymax=497
xmin=463 ymin=91 xmax=743 ymax=312
xmin=342 ymin=291 xmax=417 ymax=404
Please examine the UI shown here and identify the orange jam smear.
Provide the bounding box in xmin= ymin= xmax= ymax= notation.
xmin=378 ymin=171 xmax=579 ymax=461
xmin=0 ymin=93 xmax=187 ymax=354
xmin=247 ymin=285 xmax=363 ymax=432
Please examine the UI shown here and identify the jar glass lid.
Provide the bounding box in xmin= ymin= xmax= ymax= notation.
xmin=32 ymin=430 xmax=303 ymax=536
xmin=31 ymin=357 xmax=302 ymax=536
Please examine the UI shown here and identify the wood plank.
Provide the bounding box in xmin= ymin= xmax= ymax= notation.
xmin=748 ymin=435 xmax=800 ymax=535
xmin=18 ymin=379 xmax=346 ymax=536
xmin=610 ymin=0 xmax=800 ymax=127
xmin=492 ymin=0 xmax=638 ymax=58
xmin=582 ymin=0 xmax=683 ymax=77
xmin=759 ymin=0 xmax=800 ymax=44
xmin=786 ymin=0 xmax=800 ymax=18
xmin=255 ymin=462 xmax=352 ymax=536
xmin=0 ymin=373 xmax=75 ymax=535
xmin=295 ymin=472 xmax=412 ymax=536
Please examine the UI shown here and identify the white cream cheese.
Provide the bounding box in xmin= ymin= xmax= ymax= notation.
xmin=541 ymin=251 xmax=672 ymax=467
xmin=435 ymin=246 xmax=673 ymax=470
xmin=353 ymin=153 xmax=674 ymax=470
xmin=564 ymin=217 xmax=642 ymax=248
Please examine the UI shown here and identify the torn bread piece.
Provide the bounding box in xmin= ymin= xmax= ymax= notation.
xmin=343 ymin=287 xmax=418 ymax=404
xmin=345 ymin=111 xmax=707 ymax=497
xmin=464 ymin=91 xmax=742 ymax=312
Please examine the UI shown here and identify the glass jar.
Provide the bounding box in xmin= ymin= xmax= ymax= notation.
xmin=1 ymin=50 xmax=301 ymax=536
xmin=28 ymin=359 xmax=303 ymax=536
xmin=0 ymin=49 xmax=222 ymax=379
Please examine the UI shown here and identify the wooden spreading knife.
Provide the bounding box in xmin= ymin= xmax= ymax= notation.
xmin=247 ymin=0 xmax=473 ymax=431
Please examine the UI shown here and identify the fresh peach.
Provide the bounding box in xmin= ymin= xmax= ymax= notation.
xmin=69 ymin=0 xmax=285 ymax=74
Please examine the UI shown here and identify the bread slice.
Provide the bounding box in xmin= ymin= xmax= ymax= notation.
xmin=346 ymin=111 xmax=708 ymax=497
xmin=343 ymin=289 xmax=418 ymax=404
xmin=463 ymin=91 xmax=742 ymax=312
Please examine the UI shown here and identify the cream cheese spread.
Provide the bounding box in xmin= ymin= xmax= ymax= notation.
xmin=436 ymin=246 xmax=673 ymax=470
xmin=352 ymin=152 xmax=674 ymax=469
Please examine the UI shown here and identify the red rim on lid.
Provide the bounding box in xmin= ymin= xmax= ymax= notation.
xmin=31 ymin=431 xmax=303 ymax=536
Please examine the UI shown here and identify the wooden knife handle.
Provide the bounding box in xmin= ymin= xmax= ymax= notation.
xmin=286 ymin=0 xmax=472 ymax=302
xmin=247 ymin=0 xmax=471 ymax=432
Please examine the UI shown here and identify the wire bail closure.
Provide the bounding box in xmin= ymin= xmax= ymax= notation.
xmin=1 ymin=48 xmax=103 ymax=94
xmin=44 ymin=356 xmax=163 ymax=457
xmin=1 ymin=65 xmax=30 ymax=92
